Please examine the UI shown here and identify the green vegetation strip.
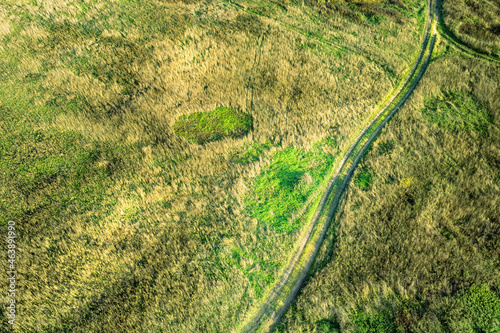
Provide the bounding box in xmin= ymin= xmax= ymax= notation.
xmin=237 ymin=2 xmax=437 ymax=331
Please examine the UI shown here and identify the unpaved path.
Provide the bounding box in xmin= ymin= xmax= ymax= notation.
xmin=237 ymin=1 xmax=439 ymax=332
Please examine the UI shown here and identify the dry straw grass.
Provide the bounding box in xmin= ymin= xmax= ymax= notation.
xmin=277 ymin=46 xmax=500 ymax=332
xmin=0 ymin=0 xmax=427 ymax=331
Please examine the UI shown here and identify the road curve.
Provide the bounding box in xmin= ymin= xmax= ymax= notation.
xmin=237 ymin=1 xmax=437 ymax=332
xmin=435 ymin=0 xmax=500 ymax=65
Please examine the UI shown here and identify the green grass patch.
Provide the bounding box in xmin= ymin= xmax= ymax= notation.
xmin=0 ymin=126 xmax=121 ymax=220
xmin=245 ymin=139 xmax=337 ymax=233
xmin=173 ymin=107 xmax=253 ymax=144
xmin=343 ymin=285 xmax=500 ymax=332
xmin=354 ymin=167 xmax=373 ymax=191
xmin=0 ymin=68 xmax=122 ymax=225
xmin=447 ymin=285 xmax=500 ymax=332
xmin=221 ymin=244 xmax=282 ymax=299
xmin=240 ymin=256 xmax=280 ymax=299
xmin=421 ymin=91 xmax=492 ymax=134
xmin=351 ymin=306 xmax=397 ymax=333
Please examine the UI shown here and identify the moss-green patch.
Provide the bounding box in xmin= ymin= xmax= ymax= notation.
xmin=0 ymin=127 xmax=122 ymax=233
xmin=240 ymin=256 xmax=279 ymax=299
xmin=173 ymin=107 xmax=253 ymax=144
xmin=220 ymin=243 xmax=282 ymax=299
xmin=421 ymin=91 xmax=492 ymax=134
xmin=354 ymin=167 xmax=372 ymax=191
xmin=245 ymin=139 xmax=337 ymax=233
xmin=0 ymin=72 xmax=124 ymax=225
xmin=340 ymin=285 xmax=500 ymax=333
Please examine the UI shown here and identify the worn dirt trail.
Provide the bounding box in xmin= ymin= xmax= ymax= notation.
xmin=237 ymin=1 xmax=438 ymax=332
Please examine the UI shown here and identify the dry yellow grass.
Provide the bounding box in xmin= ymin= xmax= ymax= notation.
xmin=0 ymin=0 xmax=427 ymax=331
xmin=277 ymin=46 xmax=500 ymax=332
xmin=442 ymin=0 xmax=500 ymax=57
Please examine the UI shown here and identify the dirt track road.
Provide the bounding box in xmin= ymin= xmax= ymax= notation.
xmin=238 ymin=1 xmax=439 ymax=332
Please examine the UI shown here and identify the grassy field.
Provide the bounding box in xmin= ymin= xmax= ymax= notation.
xmin=441 ymin=0 xmax=500 ymax=57
xmin=277 ymin=38 xmax=500 ymax=332
xmin=0 ymin=0 xmax=432 ymax=331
